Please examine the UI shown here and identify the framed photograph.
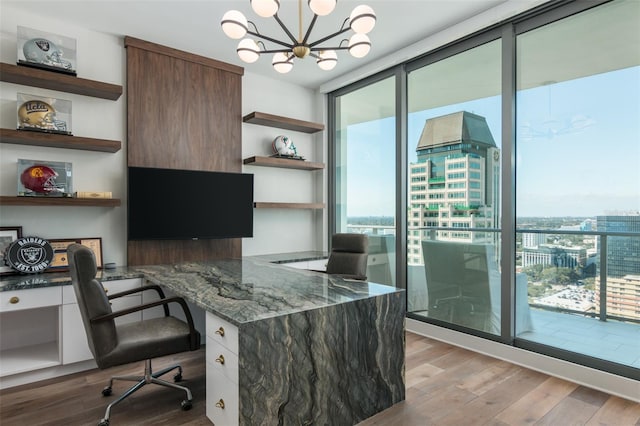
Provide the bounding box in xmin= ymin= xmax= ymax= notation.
xmin=17 ymin=92 xmax=72 ymax=135
xmin=17 ymin=158 xmax=73 ymax=197
xmin=47 ymin=238 xmax=103 ymax=272
xmin=0 ymin=226 xmax=23 ymax=275
xmin=17 ymin=26 xmax=77 ymax=75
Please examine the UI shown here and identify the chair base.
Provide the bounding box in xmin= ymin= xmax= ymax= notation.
xmin=97 ymin=359 xmax=193 ymax=426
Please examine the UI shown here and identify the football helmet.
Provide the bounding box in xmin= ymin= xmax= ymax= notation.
xmin=20 ymin=165 xmax=64 ymax=194
xmin=18 ymin=100 xmax=59 ymax=131
xmin=272 ymin=135 xmax=297 ymax=157
xmin=22 ymin=38 xmax=73 ymax=70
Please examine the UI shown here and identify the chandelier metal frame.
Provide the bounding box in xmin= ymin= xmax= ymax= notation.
xmin=221 ymin=0 xmax=376 ymax=73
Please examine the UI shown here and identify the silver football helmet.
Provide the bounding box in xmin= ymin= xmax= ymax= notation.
xmin=23 ymin=38 xmax=72 ymax=70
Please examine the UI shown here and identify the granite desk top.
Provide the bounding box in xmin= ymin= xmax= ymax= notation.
xmin=136 ymin=257 xmax=401 ymax=326
xmin=0 ymin=252 xmax=326 ymax=292
xmin=0 ymin=255 xmax=402 ymax=328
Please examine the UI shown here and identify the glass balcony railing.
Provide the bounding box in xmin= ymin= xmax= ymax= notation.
xmin=345 ymin=222 xmax=640 ymax=372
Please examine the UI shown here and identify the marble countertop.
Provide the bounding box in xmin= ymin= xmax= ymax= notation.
xmin=0 ymin=251 xmax=327 ymax=292
xmin=250 ymin=251 xmax=327 ymax=264
xmin=136 ymin=257 xmax=401 ymax=326
xmin=0 ymin=267 xmax=142 ymax=291
xmin=0 ymin=255 xmax=403 ymax=327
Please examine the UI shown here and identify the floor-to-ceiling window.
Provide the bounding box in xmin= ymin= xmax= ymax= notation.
xmin=514 ymin=0 xmax=640 ymax=373
xmin=331 ymin=73 xmax=398 ymax=286
xmin=405 ymin=37 xmax=504 ymax=336
xmin=329 ymin=0 xmax=639 ymax=380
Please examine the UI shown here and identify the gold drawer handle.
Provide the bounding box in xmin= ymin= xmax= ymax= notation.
xmin=215 ymin=354 xmax=225 ymax=365
xmin=215 ymin=399 xmax=225 ymax=409
xmin=215 ymin=326 xmax=225 ymax=337
xmin=9 ymin=296 xmax=20 ymax=304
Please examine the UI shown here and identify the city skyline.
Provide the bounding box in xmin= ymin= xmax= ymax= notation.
xmin=344 ymin=66 xmax=639 ymax=219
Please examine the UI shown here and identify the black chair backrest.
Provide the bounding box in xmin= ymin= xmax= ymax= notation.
xmin=326 ymin=233 xmax=369 ymax=279
xmin=67 ymin=243 xmax=117 ymax=365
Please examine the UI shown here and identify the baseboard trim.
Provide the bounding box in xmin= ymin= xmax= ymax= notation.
xmin=406 ymin=318 xmax=640 ymax=403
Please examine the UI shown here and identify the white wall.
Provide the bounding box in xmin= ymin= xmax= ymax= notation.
xmin=0 ymin=5 xmax=128 ymax=266
xmin=241 ymin=72 xmax=325 ymax=256
xmin=0 ymin=5 xmax=326 ymax=264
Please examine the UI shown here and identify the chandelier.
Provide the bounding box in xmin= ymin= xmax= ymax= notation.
xmin=221 ymin=0 xmax=376 ymax=73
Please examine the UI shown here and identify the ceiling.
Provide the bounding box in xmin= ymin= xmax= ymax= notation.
xmin=2 ymin=0 xmax=508 ymax=89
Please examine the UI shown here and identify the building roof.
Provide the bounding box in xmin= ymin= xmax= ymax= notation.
xmin=416 ymin=111 xmax=496 ymax=151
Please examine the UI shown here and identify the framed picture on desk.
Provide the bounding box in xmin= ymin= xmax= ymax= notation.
xmin=0 ymin=226 xmax=22 ymax=275
xmin=48 ymin=237 xmax=103 ymax=272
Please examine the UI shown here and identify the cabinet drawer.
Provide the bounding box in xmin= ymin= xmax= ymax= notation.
xmin=206 ymin=312 xmax=239 ymax=354
xmin=206 ymin=362 xmax=239 ymax=426
xmin=206 ymin=336 xmax=239 ymax=384
xmin=0 ymin=287 xmax=61 ymax=312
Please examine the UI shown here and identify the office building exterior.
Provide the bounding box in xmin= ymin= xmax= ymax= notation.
xmin=407 ymin=111 xmax=500 ymax=265
xmin=596 ymin=214 xmax=640 ymax=320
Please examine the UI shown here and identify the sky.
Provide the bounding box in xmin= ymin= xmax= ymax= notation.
xmin=342 ymin=66 xmax=640 ymax=219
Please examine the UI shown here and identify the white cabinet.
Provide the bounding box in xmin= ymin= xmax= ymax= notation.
xmin=205 ymin=312 xmax=240 ymax=426
xmin=61 ymin=291 xmax=93 ymax=364
xmin=0 ymin=278 xmax=143 ymax=384
xmin=0 ymin=287 xmax=62 ymax=377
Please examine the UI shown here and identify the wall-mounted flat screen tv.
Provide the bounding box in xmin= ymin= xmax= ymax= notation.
xmin=128 ymin=166 xmax=254 ymax=240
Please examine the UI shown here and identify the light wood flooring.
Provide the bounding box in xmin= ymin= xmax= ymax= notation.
xmin=1 ymin=332 xmax=638 ymax=426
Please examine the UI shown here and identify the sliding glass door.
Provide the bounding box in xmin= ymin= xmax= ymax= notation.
xmin=328 ymin=0 xmax=639 ymax=379
xmin=515 ymin=0 xmax=640 ymax=371
xmin=406 ymin=38 xmax=503 ymax=335
xmin=332 ymin=75 xmax=397 ymax=286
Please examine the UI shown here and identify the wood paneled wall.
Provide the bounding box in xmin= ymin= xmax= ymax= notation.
xmin=124 ymin=36 xmax=244 ymax=265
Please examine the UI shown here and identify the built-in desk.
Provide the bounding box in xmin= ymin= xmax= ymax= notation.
xmin=1 ymin=257 xmax=405 ymax=424
xmin=136 ymin=258 xmax=405 ymax=425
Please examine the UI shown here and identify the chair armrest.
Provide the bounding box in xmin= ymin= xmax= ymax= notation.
xmin=107 ymin=284 xmax=169 ymax=317
xmin=91 ymin=297 xmax=198 ymax=347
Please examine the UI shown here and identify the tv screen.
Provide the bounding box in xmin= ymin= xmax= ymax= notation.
xmin=128 ymin=166 xmax=254 ymax=240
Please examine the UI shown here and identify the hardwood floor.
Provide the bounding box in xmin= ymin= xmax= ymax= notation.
xmin=1 ymin=332 xmax=638 ymax=426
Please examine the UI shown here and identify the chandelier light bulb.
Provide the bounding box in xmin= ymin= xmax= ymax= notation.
xmin=317 ymin=50 xmax=337 ymax=70
xmin=349 ymin=5 xmax=376 ymax=34
xmin=348 ymin=33 xmax=371 ymax=58
xmin=221 ymin=10 xmax=248 ymax=39
xmin=272 ymin=52 xmax=294 ymax=73
xmin=237 ymin=39 xmax=260 ymax=63
xmin=251 ymin=0 xmax=280 ymax=18
xmin=308 ymin=0 xmax=337 ymax=16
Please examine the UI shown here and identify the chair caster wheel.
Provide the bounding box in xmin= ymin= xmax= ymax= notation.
xmin=98 ymin=419 xmax=109 ymax=426
xmin=174 ymin=373 xmax=182 ymax=382
xmin=101 ymin=386 xmax=112 ymax=397
xmin=181 ymin=400 xmax=192 ymax=411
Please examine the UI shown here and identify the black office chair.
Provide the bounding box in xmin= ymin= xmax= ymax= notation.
xmin=67 ymin=244 xmax=201 ymax=426
xmin=325 ymin=233 xmax=369 ymax=280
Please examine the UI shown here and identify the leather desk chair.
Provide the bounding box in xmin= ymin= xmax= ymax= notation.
xmin=325 ymin=233 xmax=369 ymax=280
xmin=67 ymin=244 xmax=201 ymax=426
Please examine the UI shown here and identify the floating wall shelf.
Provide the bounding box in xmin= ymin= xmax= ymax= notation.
xmin=243 ymin=112 xmax=324 ymax=134
xmin=0 ymin=128 xmax=121 ymax=153
xmin=243 ymin=156 xmax=324 ymax=171
xmin=0 ymin=62 xmax=123 ymax=100
xmin=0 ymin=196 xmax=121 ymax=207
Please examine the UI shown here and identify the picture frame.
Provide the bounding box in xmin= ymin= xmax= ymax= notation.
xmin=47 ymin=237 xmax=103 ymax=272
xmin=0 ymin=226 xmax=23 ymax=275
xmin=17 ymin=158 xmax=73 ymax=197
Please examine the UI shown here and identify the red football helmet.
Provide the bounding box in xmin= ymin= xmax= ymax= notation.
xmin=20 ymin=165 xmax=62 ymax=194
